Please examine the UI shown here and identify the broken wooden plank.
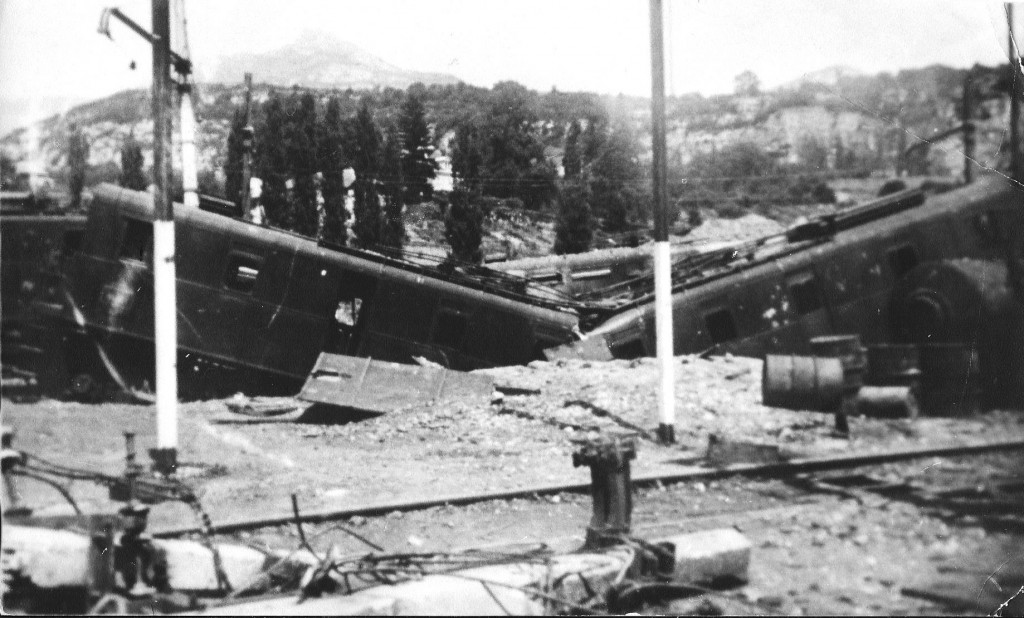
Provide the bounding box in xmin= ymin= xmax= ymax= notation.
xmin=297 ymin=353 xmax=495 ymax=415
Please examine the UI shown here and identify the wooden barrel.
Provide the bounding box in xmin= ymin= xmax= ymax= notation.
xmin=866 ymin=344 xmax=921 ymax=387
xmin=918 ymin=343 xmax=981 ymax=416
xmin=762 ymin=355 xmax=845 ymax=411
xmin=811 ymin=335 xmax=867 ymax=392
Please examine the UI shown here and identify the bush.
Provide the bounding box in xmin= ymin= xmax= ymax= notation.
xmin=714 ymin=200 xmax=748 ymax=219
xmin=810 ymin=182 xmax=836 ymax=204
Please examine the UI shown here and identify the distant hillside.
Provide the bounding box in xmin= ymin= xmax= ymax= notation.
xmin=209 ymin=32 xmax=461 ymax=90
xmin=1 ymin=61 xmax=1013 ymax=201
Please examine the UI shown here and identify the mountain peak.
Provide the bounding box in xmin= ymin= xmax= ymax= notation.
xmin=209 ymin=33 xmax=460 ymax=90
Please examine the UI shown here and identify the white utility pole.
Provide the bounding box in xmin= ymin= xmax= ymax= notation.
xmin=650 ymin=0 xmax=676 ymax=444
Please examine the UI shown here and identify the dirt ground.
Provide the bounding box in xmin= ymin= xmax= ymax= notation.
xmin=4 ymin=354 xmax=1024 ymax=615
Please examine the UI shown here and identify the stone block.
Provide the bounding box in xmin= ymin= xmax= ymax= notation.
xmin=657 ymin=528 xmax=752 ymax=584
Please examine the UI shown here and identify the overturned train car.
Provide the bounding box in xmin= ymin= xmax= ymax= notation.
xmin=553 ymin=176 xmax=1024 ymax=406
xmin=31 ymin=184 xmax=583 ymax=399
xmin=0 ymin=203 xmax=87 ymax=386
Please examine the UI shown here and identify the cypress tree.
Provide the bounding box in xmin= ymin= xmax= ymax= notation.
xmin=352 ymin=178 xmax=382 ymax=249
xmin=287 ymin=92 xmax=320 ymax=237
xmin=563 ymin=120 xmax=583 ymax=179
xmin=380 ymin=131 xmax=405 ymax=250
xmin=119 ymin=132 xmax=147 ymax=191
xmin=225 ymin=108 xmax=245 ymax=205
xmin=554 ymin=182 xmax=593 ymax=255
xmin=451 ymin=122 xmax=484 ymax=192
xmin=319 ymin=96 xmax=349 ymax=246
xmin=444 ymin=187 xmax=483 ymax=264
xmin=399 ymin=91 xmax=436 ymax=203
xmin=256 ymin=93 xmax=289 ymax=228
xmin=67 ymin=123 xmax=89 ymax=209
xmin=349 ymin=98 xmax=384 ymax=249
xmin=350 ymin=98 xmax=381 ymax=178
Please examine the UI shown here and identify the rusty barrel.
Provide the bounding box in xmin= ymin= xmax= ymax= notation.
xmin=866 ymin=344 xmax=922 ymax=387
xmin=762 ymin=355 xmax=845 ymax=411
xmin=918 ymin=343 xmax=981 ymax=416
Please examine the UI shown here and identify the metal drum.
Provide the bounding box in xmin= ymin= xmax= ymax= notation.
xmin=918 ymin=343 xmax=982 ymax=416
xmin=866 ymin=344 xmax=921 ymax=387
xmin=762 ymin=355 xmax=845 ymax=411
xmin=810 ymin=335 xmax=868 ymax=391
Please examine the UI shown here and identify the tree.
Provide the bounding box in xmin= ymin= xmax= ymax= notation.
xmin=350 ymin=98 xmax=381 ymax=178
xmin=119 ymin=132 xmax=147 ymax=191
xmin=67 ymin=123 xmax=89 ymax=209
xmin=256 ymin=93 xmax=289 ymax=228
xmin=451 ymin=122 xmax=485 ymax=192
xmin=287 ymin=92 xmax=320 ymax=237
xmin=1 ymin=153 xmax=17 ymax=189
xmin=352 ymin=179 xmax=382 ymax=249
xmin=380 ymin=131 xmax=405 ymax=250
xmin=562 ymin=120 xmax=583 ymax=179
xmin=734 ymin=70 xmax=761 ymax=97
xmin=319 ymin=96 xmax=349 ymax=246
xmin=518 ymin=160 xmax=559 ymax=211
xmin=399 ymin=91 xmax=436 ymax=203
xmin=480 ymin=81 xmax=544 ymax=199
xmin=224 ymin=108 xmax=246 ymax=205
xmin=445 ymin=187 xmax=483 ymax=263
xmin=795 ymin=134 xmax=830 ymax=170
xmin=588 ymin=116 xmax=647 ymax=232
xmin=554 ymin=182 xmax=593 ymax=255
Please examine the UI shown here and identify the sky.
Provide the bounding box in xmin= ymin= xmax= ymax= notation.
xmin=0 ymin=0 xmax=1018 ymax=109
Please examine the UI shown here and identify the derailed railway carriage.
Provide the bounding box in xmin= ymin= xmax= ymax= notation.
xmin=554 ymin=175 xmax=1024 ymax=407
xmin=37 ymin=184 xmax=584 ymax=399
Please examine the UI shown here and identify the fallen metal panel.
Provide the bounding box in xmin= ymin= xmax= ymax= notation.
xmin=297 ymin=352 xmax=494 ymax=414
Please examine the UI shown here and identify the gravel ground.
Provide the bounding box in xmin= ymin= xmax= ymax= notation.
xmin=4 ymin=353 xmax=1024 ymax=614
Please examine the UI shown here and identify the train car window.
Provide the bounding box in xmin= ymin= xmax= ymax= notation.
xmin=887 ymin=244 xmax=919 ymax=278
xmin=704 ymin=309 xmax=738 ymax=344
xmin=787 ymin=272 xmax=822 ymax=315
xmin=120 ymin=219 xmax=152 ymax=263
xmin=334 ymin=298 xmax=363 ymax=328
xmin=433 ymin=308 xmax=468 ymax=348
xmin=224 ymin=252 xmax=263 ymax=293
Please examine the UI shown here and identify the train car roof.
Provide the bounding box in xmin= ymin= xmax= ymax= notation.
xmin=88 ymin=183 xmax=586 ymax=325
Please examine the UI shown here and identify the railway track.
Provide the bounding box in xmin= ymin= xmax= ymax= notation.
xmin=153 ymin=436 xmax=1024 ymax=538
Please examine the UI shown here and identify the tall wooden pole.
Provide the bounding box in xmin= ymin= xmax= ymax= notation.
xmin=650 ymin=0 xmax=675 ymax=444
xmin=241 ymin=72 xmax=254 ymax=218
xmin=151 ymin=0 xmax=178 ymax=474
